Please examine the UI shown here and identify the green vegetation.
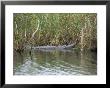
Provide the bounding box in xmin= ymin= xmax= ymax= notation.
xmin=13 ymin=13 xmax=97 ymax=51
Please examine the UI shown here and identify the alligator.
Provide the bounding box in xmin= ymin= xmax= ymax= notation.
xmin=25 ymin=43 xmax=76 ymax=50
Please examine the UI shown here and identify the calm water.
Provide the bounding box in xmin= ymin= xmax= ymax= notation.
xmin=13 ymin=49 xmax=97 ymax=75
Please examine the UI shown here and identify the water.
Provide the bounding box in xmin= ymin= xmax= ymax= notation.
xmin=13 ymin=49 xmax=97 ymax=75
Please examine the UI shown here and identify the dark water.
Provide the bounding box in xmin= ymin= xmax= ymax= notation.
xmin=13 ymin=49 xmax=97 ymax=75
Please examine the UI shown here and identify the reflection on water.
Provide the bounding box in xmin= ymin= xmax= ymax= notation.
xmin=13 ymin=49 xmax=97 ymax=75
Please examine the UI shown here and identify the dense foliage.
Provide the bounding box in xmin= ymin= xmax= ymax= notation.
xmin=14 ymin=13 xmax=97 ymax=51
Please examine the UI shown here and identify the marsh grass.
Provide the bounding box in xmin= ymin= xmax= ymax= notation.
xmin=13 ymin=13 xmax=97 ymax=52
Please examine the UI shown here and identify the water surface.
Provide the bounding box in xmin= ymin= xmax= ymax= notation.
xmin=13 ymin=49 xmax=97 ymax=75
